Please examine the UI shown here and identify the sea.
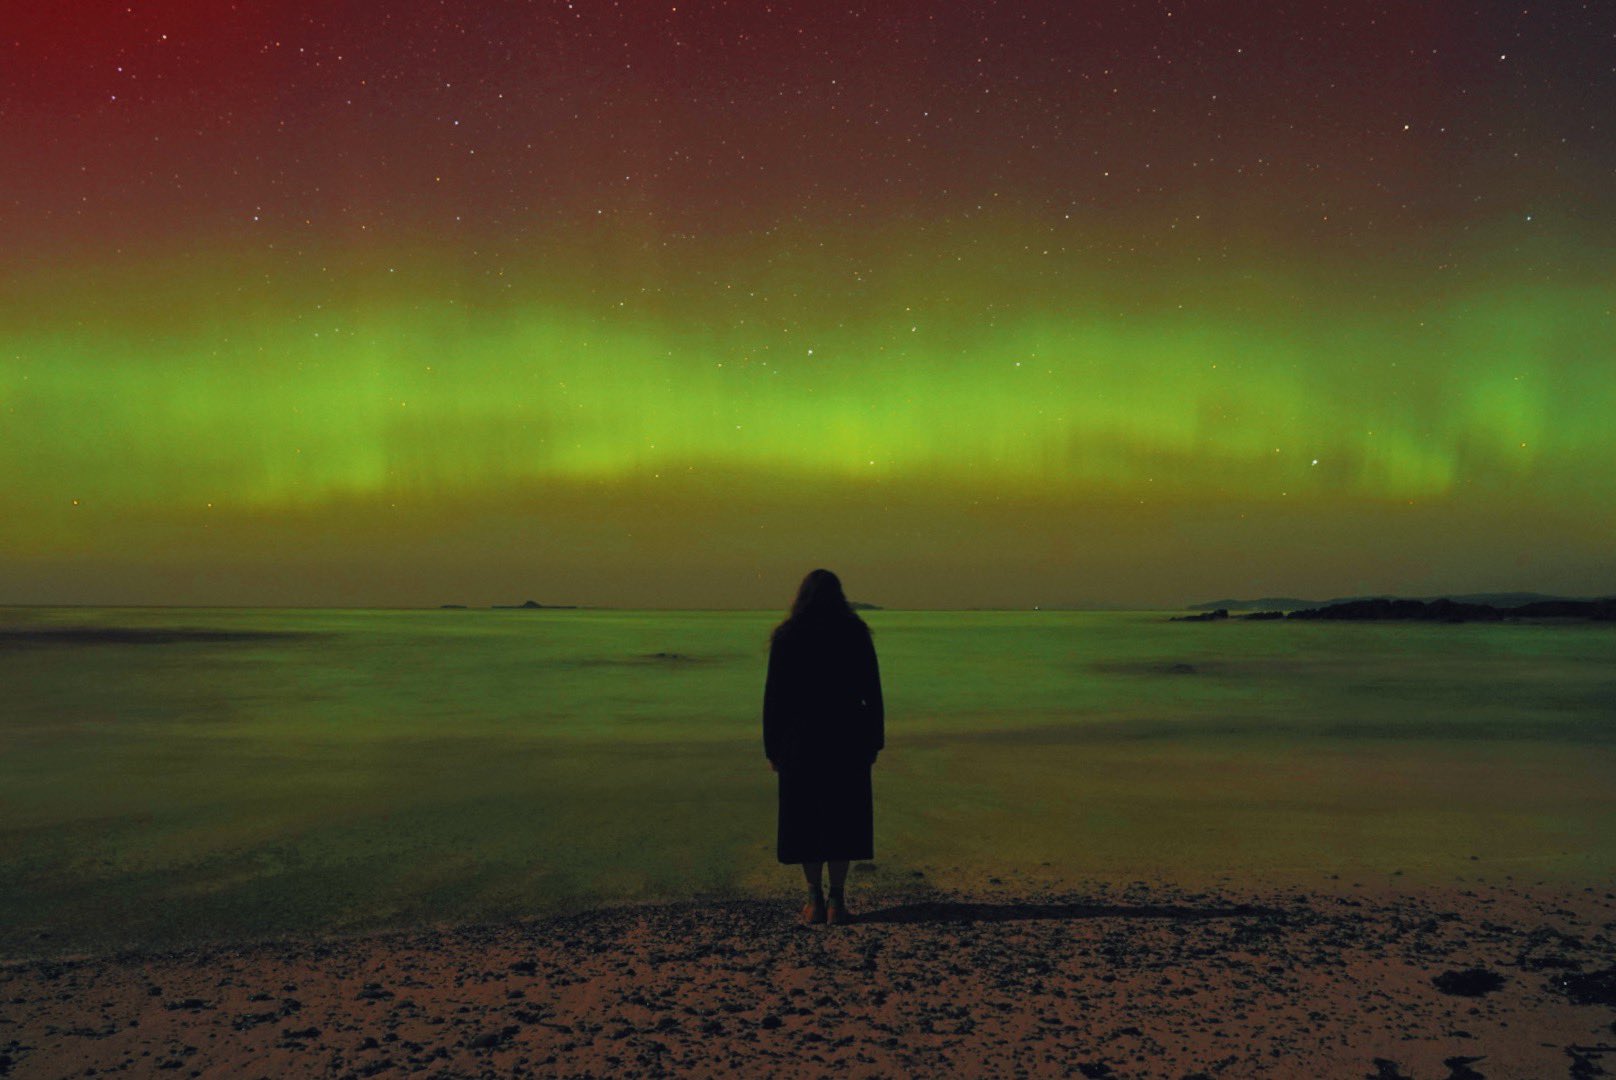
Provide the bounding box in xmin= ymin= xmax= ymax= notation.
xmin=2 ymin=605 xmax=1612 ymax=957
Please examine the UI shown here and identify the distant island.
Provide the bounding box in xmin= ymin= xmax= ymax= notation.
xmin=850 ymin=601 xmax=883 ymax=611
xmin=1187 ymin=592 xmax=1590 ymax=612
xmin=1187 ymin=596 xmax=1326 ymax=612
xmin=1173 ymin=596 xmax=1616 ymax=623
xmin=436 ymin=601 xmax=582 ymax=609
xmin=490 ymin=600 xmax=579 ymax=610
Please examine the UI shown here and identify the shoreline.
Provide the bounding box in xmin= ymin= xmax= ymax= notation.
xmin=3 ymin=876 xmax=1612 ymax=1078
xmin=10 ymin=854 xmax=1611 ymax=968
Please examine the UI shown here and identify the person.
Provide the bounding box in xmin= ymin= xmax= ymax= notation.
xmin=762 ymin=568 xmax=884 ymax=926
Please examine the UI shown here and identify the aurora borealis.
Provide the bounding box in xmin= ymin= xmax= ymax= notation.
xmin=3 ymin=2 xmax=1612 ymax=608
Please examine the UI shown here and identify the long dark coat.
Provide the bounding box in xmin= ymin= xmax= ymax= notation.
xmin=762 ymin=613 xmax=884 ymax=864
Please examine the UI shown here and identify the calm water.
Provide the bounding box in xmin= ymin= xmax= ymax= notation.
xmin=2 ymin=606 xmax=1613 ymax=957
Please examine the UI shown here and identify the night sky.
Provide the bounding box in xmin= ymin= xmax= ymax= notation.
xmin=3 ymin=2 xmax=1613 ymax=609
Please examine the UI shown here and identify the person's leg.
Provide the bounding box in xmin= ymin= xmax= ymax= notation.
xmin=801 ymin=861 xmax=825 ymax=904
xmin=827 ymin=860 xmax=849 ymax=905
xmin=799 ymin=862 xmax=827 ymax=924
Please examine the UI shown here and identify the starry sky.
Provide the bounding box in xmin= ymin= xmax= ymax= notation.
xmin=3 ymin=1 xmax=1613 ymax=609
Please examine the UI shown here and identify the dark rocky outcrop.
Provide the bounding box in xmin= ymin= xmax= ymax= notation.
xmin=1285 ymin=598 xmax=1615 ymax=623
xmin=1507 ymin=599 xmax=1616 ymax=619
xmin=1190 ymin=591 xmax=1592 ymax=612
xmin=1175 ymin=597 xmax=1616 ymax=624
xmin=1290 ymin=598 xmax=1503 ymax=622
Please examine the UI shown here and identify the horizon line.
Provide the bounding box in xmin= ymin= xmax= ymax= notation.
xmin=3 ymin=590 xmax=1613 ymax=614
xmin=0 ymin=602 xmax=1175 ymax=612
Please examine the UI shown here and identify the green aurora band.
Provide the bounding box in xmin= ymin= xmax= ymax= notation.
xmin=3 ymin=218 xmax=1613 ymax=607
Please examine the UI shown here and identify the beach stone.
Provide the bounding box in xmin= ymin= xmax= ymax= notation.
xmin=1432 ymin=969 xmax=1506 ymax=997
xmin=466 ymin=1026 xmax=517 ymax=1049
xmin=164 ymin=997 xmax=213 ymax=1012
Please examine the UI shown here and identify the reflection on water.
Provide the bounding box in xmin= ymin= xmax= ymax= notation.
xmin=1 ymin=606 xmax=1612 ymax=956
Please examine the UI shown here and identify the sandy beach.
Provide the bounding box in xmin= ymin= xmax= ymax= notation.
xmin=4 ymin=870 xmax=1613 ymax=1079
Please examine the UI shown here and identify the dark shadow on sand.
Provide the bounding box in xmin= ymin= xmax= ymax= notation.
xmin=0 ymin=627 xmax=322 ymax=648
xmin=854 ymin=900 xmax=1284 ymax=926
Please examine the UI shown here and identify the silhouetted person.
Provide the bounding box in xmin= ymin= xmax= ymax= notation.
xmin=763 ymin=568 xmax=884 ymax=926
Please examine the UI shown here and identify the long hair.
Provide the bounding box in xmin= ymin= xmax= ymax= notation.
xmin=771 ymin=568 xmax=869 ymax=643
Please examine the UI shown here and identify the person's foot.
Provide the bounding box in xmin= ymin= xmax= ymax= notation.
xmin=801 ymin=899 xmax=827 ymax=925
xmin=826 ymin=899 xmax=853 ymax=925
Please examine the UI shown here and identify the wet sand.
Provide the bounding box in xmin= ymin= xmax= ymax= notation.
xmin=4 ymin=873 xmax=1613 ymax=1078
